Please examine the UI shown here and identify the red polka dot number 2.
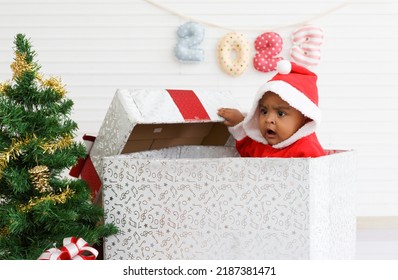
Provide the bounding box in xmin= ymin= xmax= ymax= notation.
xmin=253 ymin=32 xmax=284 ymax=73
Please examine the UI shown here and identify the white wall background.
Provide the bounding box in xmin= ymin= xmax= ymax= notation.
xmin=0 ymin=0 xmax=397 ymax=217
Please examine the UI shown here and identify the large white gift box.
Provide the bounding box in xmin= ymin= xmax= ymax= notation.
xmin=101 ymin=147 xmax=355 ymax=260
xmin=91 ymin=89 xmax=356 ymax=260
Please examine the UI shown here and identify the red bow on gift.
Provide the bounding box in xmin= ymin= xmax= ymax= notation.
xmin=38 ymin=237 xmax=98 ymax=260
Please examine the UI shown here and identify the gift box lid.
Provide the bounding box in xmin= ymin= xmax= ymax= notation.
xmin=97 ymin=88 xmax=239 ymax=155
xmin=122 ymin=88 xmax=238 ymax=153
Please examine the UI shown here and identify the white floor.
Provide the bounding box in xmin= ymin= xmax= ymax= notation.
xmin=356 ymin=228 xmax=398 ymax=259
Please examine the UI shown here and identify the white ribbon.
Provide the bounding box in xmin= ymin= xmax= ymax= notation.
xmin=38 ymin=237 xmax=98 ymax=260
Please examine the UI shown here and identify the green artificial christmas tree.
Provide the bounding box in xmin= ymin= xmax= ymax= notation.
xmin=0 ymin=34 xmax=117 ymax=259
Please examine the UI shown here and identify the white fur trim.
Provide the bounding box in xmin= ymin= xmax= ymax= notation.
xmin=273 ymin=121 xmax=317 ymax=149
xmin=227 ymin=121 xmax=247 ymax=141
xmin=243 ymin=106 xmax=268 ymax=144
xmin=256 ymin=81 xmax=321 ymax=123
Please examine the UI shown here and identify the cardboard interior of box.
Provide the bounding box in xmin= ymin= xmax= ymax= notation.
xmin=121 ymin=122 xmax=231 ymax=153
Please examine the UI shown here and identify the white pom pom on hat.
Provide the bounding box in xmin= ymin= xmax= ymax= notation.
xmin=276 ymin=59 xmax=292 ymax=74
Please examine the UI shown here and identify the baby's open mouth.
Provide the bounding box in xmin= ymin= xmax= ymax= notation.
xmin=264 ymin=129 xmax=278 ymax=141
xmin=266 ymin=129 xmax=276 ymax=136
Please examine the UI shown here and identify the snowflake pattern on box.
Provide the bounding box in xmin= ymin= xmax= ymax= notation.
xmin=102 ymin=149 xmax=323 ymax=260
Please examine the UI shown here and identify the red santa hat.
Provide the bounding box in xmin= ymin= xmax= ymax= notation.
xmin=243 ymin=60 xmax=322 ymax=149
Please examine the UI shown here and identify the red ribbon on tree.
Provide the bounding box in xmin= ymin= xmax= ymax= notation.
xmin=69 ymin=134 xmax=101 ymax=201
xmin=38 ymin=237 xmax=98 ymax=260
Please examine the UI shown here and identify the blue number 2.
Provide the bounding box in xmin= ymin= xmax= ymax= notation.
xmin=174 ymin=21 xmax=205 ymax=62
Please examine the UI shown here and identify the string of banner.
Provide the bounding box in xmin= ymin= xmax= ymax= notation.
xmin=143 ymin=0 xmax=350 ymax=76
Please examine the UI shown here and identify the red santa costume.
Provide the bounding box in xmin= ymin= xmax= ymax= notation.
xmin=228 ymin=60 xmax=326 ymax=158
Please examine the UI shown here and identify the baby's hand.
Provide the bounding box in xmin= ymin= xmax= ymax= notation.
xmin=217 ymin=108 xmax=245 ymax=127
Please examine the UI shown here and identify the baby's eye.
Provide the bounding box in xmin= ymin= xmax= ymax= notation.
xmin=260 ymin=108 xmax=267 ymax=115
xmin=278 ymin=110 xmax=286 ymax=117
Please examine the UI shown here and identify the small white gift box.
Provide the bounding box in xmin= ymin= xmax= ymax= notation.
xmin=91 ymin=89 xmax=356 ymax=260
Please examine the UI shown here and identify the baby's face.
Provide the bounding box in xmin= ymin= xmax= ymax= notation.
xmin=258 ymin=91 xmax=307 ymax=145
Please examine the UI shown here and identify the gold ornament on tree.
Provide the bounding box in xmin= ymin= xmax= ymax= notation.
xmin=29 ymin=165 xmax=53 ymax=193
xmin=0 ymin=226 xmax=8 ymax=237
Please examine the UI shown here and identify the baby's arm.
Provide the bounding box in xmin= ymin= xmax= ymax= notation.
xmin=217 ymin=108 xmax=245 ymax=127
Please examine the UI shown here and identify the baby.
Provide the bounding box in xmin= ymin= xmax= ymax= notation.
xmin=218 ymin=60 xmax=325 ymax=158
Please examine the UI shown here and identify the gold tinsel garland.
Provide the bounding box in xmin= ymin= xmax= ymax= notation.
xmin=40 ymin=135 xmax=74 ymax=154
xmin=0 ymin=134 xmax=73 ymax=178
xmin=0 ymin=81 xmax=11 ymax=94
xmin=19 ymin=187 xmax=75 ymax=212
xmin=0 ymin=137 xmax=30 ymax=179
xmin=7 ymin=51 xmax=66 ymax=98
xmin=36 ymin=75 xmax=67 ymax=98
xmin=10 ymin=52 xmax=32 ymax=80
xmin=29 ymin=165 xmax=53 ymax=193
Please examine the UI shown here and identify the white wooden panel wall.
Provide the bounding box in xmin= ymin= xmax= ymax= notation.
xmin=1 ymin=0 xmax=397 ymax=216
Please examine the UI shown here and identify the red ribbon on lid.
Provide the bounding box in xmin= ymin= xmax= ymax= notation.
xmin=166 ymin=89 xmax=210 ymax=121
